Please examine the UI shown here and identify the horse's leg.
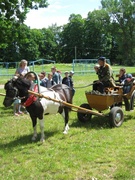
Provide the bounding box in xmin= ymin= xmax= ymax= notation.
xmin=39 ymin=119 xmax=45 ymax=142
xmin=32 ymin=119 xmax=37 ymax=141
xmin=62 ymin=107 xmax=69 ymax=134
xmin=31 ymin=116 xmax=38 ymax=141
xmin=32 ymin=125 xmax=37 ymax=141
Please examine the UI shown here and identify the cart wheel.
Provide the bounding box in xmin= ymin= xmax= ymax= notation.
xmin=77 ymin=103 xmax=92 ymax=123
xmin=109 ymin=107 xmax=124 ymax=127
xmin=130 ymin=90 xmax=135 ymax=110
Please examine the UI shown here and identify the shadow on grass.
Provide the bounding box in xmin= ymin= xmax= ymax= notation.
xmin=0 ymin=106 xmax=13 ymax=117
xmin=123 ymin=114 xmax=135 ymax=122
xmin=0 ymin=130 xmax=59 ymax=150
xmin=71 ymin=112 xmax=133 ymax=130
xmin=71 ymin=116 xmax=111 ymax=130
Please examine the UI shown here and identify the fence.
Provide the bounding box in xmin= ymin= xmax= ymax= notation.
xmin=0 ymin=59 xmax=55 ymax=78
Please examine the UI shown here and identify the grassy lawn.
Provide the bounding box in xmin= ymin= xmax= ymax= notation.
xmin=0 ymin=64 xmax=135 ymax=179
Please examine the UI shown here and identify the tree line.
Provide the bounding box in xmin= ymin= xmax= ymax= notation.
xmin=0 ymin=0 xmax=135 ymax=65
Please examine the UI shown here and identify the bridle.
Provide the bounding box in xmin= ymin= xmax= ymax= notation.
xmin=5 ymin=80 xmax=19 ymax=100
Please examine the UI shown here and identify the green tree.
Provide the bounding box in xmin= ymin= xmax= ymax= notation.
xmin=60 ymin=14 xmax=84 ymax=63
xmin=0 ymin=0 xmax=48 ymax=22
xmin=0 ymin=0 xmax=49 ymax=62
xmin=18 ymin=25 xmax=41 ymax=60
xmin=39 ymin=26 xmax=58 ymax=60
xmin=101 ymin=0 xmax=135 ymax=65
xmin=83 ymin=9 xmax=111 ymax=59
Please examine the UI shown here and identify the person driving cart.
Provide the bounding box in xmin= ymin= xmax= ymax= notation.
xmin=93 ymin=57 xmax=115 ymax=93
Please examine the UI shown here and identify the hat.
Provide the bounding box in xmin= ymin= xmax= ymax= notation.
xmin=65 ymin=71 xmax=69 ymax=74
xmin=98 ymin=57 xmax=106 ymax=61
xmin=51 ymin=66 xmax=56 ymax=70
xmin=70 ymin=70 xmax=74 ymax=74
xmin=127 ymin=74 xmax=132 ymax=78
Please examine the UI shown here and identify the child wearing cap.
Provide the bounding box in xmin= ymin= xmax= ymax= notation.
xmin=62 ymin=71 xmax=71 ymax=87
xmin=62 ymin=72 xmax=74 ymax=95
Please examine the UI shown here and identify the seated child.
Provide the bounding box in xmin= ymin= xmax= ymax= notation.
xmin=121 ymin=74 xmax=134 ymax=94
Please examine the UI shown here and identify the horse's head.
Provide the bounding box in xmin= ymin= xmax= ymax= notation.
xmin=3 ymin=77 xmax=31 ymax=107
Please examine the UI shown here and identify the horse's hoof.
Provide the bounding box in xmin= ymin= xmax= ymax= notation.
xmin=31 ymin=136 xmax=37 ymax=141
xmin=63 ymin=131 xmax=68 ymax=134
xmin=40 ymin=139 xmax=45 ymax=143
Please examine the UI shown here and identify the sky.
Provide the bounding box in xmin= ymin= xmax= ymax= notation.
xmin=24 ymin=0 xmax=102 ymax=29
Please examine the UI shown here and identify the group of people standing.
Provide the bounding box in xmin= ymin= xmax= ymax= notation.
xmin=38 ymin=66 xmax=75 ymax=96
xmin=10 ymin=57 xmax=134 ymax=116
xmin=38 ymin=66 xmax=61 ymax=88
xmin=13 ymin=60 xmax=75 ymax=116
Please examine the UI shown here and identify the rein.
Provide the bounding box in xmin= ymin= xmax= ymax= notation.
xmin=74 ymin=83 xmax=94 ymax=89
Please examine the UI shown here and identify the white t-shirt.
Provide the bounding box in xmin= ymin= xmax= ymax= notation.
xmin=16 ymin=66 xmax=30 ymax=76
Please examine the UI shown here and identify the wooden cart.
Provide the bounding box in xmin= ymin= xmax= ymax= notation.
xmin=77 ymin=85 xmax=135 ymax=127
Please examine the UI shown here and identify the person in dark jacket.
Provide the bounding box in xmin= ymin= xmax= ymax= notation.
xmin=51 ymin=66 xmax=59 ymax=84
xmin=46 ymin=73 xmax=56 ymax=88
xmin=93 ymin=57 xmax=115 ymax=93
xmin=62 ymin=71 xmax=72 ymax=87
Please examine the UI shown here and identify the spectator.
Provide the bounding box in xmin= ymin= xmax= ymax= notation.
xmin=69 ymin=71 xmax=75 ymax=96
xmin=25 ymin=72 xmax=37 ymax=91
xmin=62 ymin=71 xmax=72 ymax=90
xmin=57 ymin=70 xmax=63 ymax=84
xmin=23 ymin=73 xmax=38 ymax=107
xmin=14 ymin=59 xmax=30 ymax=116
xmin=121 ymin=73 xmax=134 ymax=94
xmin=117 ymin=68 xmax=127 ymax=84
xmin=13 ymin=98 xmax=23 ymax=116
xmin=46 ymin=73 xmax=56 ymax=88
xmin=38 ymin=71 xmax=48 ymax=87
xmin=15 ymin=59 xmax=30 ymax=77
xmin=51 ymin=66 xmax=59 ymax=84
xmin=12 ymin=76 xmax=23 ymax=116
xmin=93 ymin=57 xmax=115 ymax=93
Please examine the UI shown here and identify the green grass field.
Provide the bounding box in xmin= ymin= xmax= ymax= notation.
xmin=0 ymin=64 xmax=135 ymax=179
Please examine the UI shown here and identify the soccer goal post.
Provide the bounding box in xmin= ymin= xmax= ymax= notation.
xmin=29 ymin=59 xmax=55 ymax=72
xmin=72 ymin=59 xmax=111 ymax=74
